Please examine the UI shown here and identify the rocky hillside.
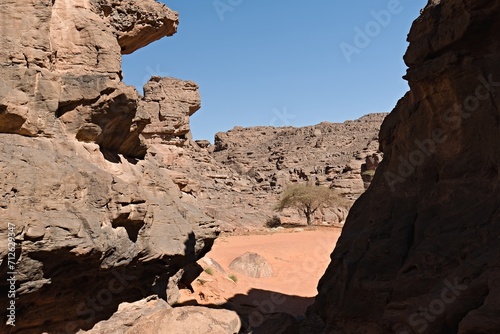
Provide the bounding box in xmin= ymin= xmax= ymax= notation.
xmin=212 ymin=114 xmax=385 ymax=227
xmin=213 ymin=113 xmax=385 ymax=197
xmin=0 ymin=1 xmax=230 ymax=333
xmin=160 ymin=113 xmax=386 ymax=232
xmin=306 ymin=1 xmax=500 ymax=333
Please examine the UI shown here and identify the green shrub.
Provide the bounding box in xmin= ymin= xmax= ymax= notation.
xmin=275 ymin=184 xmax=346 ymax=225
xmin=265 ymin=215 xmax=282 ymax=228
xmin=361 ymin=169 xmax=376 ymax=176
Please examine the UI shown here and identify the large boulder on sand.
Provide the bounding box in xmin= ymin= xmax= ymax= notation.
xmin=229 ymin=252 xmax=273 ymax=278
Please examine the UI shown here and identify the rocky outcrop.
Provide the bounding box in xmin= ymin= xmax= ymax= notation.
xmin=0 ymin=1 xmax=388 ymax=332
xmin=0 ymin=1 xmax=217 ymax=333
xmin=0 ymin=133 xmax=218 ymax=333
xmin=213 ymin=114 xmax=385 ymax=197
xmin=211 ymin=114 xmax=385 ymax=228
xmin=0 ymin=0 xmax=178 ymax=158
xmin=157 ymin=114 xmax=385 ymax=232
xmin=141 ymin=77 xmax=201 ymax=146
xmin=309 ymin=1 xmax=500 ymax=333
xmin=82 ymin=296 xmax=241 ymax=334
xmin=102 ymin=0 xmax=179 ymax=55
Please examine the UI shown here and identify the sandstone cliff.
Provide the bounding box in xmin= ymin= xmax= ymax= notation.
xmin=0 ymin=1 xmax=223 ymax=333
xmin=308 ymin=1 xmax=500 ymax=333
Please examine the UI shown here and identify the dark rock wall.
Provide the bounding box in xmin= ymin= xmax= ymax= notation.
xmin=311 ymin=1 xmax=500 ymax=333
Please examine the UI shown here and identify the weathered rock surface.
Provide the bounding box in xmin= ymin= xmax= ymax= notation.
xmin=79 ymin=296 xmax=171 ymax=334
xmin=81 ymin=296 xmax=241 ymax=334
xmin=141 ymin=77 xmax=201 ymax=146
xmin=0 ymin=0 xmax=388 ymax=333
xmin=308 ymin=1 xmax=500 ymax=333
xmin=0 ymin=0 xmax=178 ymax=158
xmin=212 ymin=115 xmax=385 ymax=228
xmin=229 ymin=252 xmax=274 ymax=278
xmin=161 ymin=114 xmax=386 ymax=232
xmin=130 ymin=305 xmax=241 ymax=334
xmin=0 ymin=1 xmax=217 ymax=333
xmin=213 ymin=114 xmax=385 ymax=200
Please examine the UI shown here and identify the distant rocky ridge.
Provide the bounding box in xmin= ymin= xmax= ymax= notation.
xmin=212 ymin=114 xmax=385 ymax=227
xmin=162 ymin=113 xmax=386 ymax=232
xmin=306 ymin=1 xmax=500 ymax=333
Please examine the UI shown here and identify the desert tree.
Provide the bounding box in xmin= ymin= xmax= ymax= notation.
xmin=274 ymin=184 xmax=346 ymax=225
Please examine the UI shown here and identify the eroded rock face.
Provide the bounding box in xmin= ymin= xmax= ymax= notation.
xmin=213 ymin=114 xmax=385 ymax=199
xmin=0 ymin=1 xmax=217 ymax=333
xmin=0 ymin=0 xmax=178 ymax=158
xmin=309 ymin=1 xmax=500 ymax=333
xmin=211 ymin=114 xmax=385 ymax=228
xmin=154 ymin=114 xmax=386 ymax=233
xmin=81 ymin=296 xmax=241 ymax=334
xmin=141 ymin=77 xmax=201 ymax=146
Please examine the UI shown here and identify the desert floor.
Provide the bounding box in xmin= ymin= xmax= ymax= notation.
xmin=179 ymin=227 xmax=342 ymax=318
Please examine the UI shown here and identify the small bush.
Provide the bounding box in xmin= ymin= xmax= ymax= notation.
xmin=361 ymin=169 xmax=376 ymax=176
xmin=229 ymin=274 xmax=238 ymax=283
xmin=265 ymin=215 xmax=282 ymax=228
xmin=204 ymin=267 xmax=214 ymax=275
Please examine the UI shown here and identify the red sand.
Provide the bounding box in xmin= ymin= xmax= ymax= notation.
xmin=180 ymin=228 xmax=342 ymax=316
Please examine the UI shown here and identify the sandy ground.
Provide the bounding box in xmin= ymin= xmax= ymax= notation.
xmin=179 ymin=227 xmax=342 ymax=317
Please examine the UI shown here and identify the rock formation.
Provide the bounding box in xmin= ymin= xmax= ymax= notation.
xmin=0 ymin=0 xmax=389 ymax=333
xmin=307 ymin=1 xmax=500 ymax=333
xmin=212 ymin=114 xmax=385 ymax=201
xmin=162 ymin=114 xmax=386 ymax=232
xmin=83 ymin=296 xmax=241 ymax=334
xmin=213 ymin=114 xmax=385 ymax=228
xmin=0 ymin=1 xmax=219 ymax=333
xmin=229 ymin=252 xmax=274 ymax=278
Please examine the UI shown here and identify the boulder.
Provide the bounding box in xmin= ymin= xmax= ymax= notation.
xmin=132 ymin=306 xmax=241 ymax=334
xmin=229 ymin=252 xmax=273 ymax=278
xmin=81 ymin=297 xmax=241 ymax=334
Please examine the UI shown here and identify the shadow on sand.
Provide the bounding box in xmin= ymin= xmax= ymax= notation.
xmin=177 ymin=288 xmax=315 ymax=333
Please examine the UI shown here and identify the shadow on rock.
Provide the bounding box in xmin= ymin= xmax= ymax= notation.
xmin=179 ymin=288 xmax=314 ymax=334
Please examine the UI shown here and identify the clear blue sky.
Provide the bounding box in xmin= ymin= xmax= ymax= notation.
xmin=122 ymin=0 xmax=426 ymax=141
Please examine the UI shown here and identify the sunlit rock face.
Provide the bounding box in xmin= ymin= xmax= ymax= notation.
xmin=209 ymin=113 xmax=386 ymax=231
xmin=0 ymin=0 xmax=178 ymax=158
xmin=0 ymin=1 xmax=219 ymax=333
xmin=307 ymin=1 xmax=500 ymax=333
